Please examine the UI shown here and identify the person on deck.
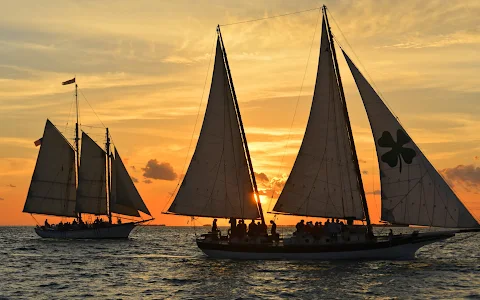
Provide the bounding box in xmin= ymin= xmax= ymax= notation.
xmin=295 ymin=220 xmax=305 ymax=235
xmin=388 ymin=229 xmax=394 ymax=241
xmin=211 ymin=219 xmax=218 ymax=233
xmin=270 ymin=220 xmax=279 ymax=243
xmin=44 ymin=219 xmax=50 ymax=228
xmin=248 ymin=220 xmax=257 ymax=237
xmin=117 ymin=218 xmax=122 ymax=224
xmin=237 ymin=220 xmax=246 ymax=238
xmin=229 ymin=218 xmax=237 ymax=238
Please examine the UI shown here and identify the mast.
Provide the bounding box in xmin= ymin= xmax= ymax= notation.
xmin=74 ymin=82 xmax=81 ymax=222
xmin=106 ymin=128 xmax=112 ymax=224
xmin=323 ymin=6 xmax=373 ymax=238
xmin=217 ymin=25 xmax=266 ymax=224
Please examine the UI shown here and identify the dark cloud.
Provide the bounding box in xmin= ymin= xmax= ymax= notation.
xmin=358 ymin=159 xmax=367 ymax=164
xmin=131 ymin=176 xmax=139 ymax=183
xmin=257 ymin=175 xmax=287 ymax=198
xmin=254 ymin=172 xmax=269 ymax=182
xmin=142 ymin=159 xmax=177 ymax=181
xmin=366 ymin=190 xmax=381 ymax=195
xmin=6 ymin=184 xmax=16 ymax=188
xmin=440 ymin=164 xmax=480 ymax=191
xmin=143 ymin=179 xmax=153 ymax=184
xmin=131 ymin=166 xmax=136 ymax=171
xmin=362 ymin=170 xmax=368 ymax=175
xmin=0 ymin=197 xmax=4 ymax=201
xmin=475 ymin=156 xmax=479 ymax=161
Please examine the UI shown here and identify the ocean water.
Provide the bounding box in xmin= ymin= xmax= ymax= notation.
xmin=0 ymin=226 xmax=479 ymax=299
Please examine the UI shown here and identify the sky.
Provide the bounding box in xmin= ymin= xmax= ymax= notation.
xmin=1 ymin=0 xmax=479 ymax=226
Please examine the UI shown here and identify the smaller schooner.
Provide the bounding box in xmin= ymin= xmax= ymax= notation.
xmin=166 ymin=6 xmax=479 ymax=260
xmin=24 ymin=79 xmax=153 ymax=239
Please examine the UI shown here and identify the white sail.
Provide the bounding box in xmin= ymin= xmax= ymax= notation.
xmin=76 ymin=132 xmax=107 ymax=215
xmin=23 ymin=119 xmax=77 ymax=217
xmin=167 ymin=38 xmax=260 ymax=220
xmin=343 ymin=51 xmax=479 ymax=228
xmin=110 ymin=148 xmax=150 ymax=216
xmin=273 ymin=18 xmax=364 ymax=219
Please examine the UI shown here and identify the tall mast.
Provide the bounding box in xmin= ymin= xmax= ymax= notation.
xmin=74 ymin=82 xmax=82 ymax=221
xmin=323 ymin=6 xmax=373 ymax=238
xmin=217 ymin=25 xmax=266 ymax=224
xmin=106 ymin=128 xmax=112 ymax=224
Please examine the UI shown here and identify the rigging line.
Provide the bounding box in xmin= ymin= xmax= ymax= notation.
xmin=266 ymin=7 xmax=322 ymax=213
xmin=220 ymin=7 xmax=321 ymax=26
xmin=78 ymin=88 xmax=106 ymax=129
xmin=326 ymin=9 xmax=400 ymax=121
xmin=162 ymin=31 xmax=217 ymax=213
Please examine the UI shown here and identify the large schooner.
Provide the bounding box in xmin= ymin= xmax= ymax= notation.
xmin=166 ymin=6 xmax=479 ymax=259
xmin=24 ymin=80 xmax=153 ymax=239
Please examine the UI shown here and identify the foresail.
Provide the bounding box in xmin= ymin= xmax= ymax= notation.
xmin=344 ymin=51 xmax=479 ymax=228
xmin=167 ymin=38 xmax=260 ymax=220
xmin=110 ymin=156 xmax=140 ymax=217
xmin=23 ymin=119 xmax=77 ymax=217
xmin=76 ymin=132 xmax=107 ymax=215
xmin=111 ymin=148 xmax=150 ymax=216
xmin=273 ymin=17 xmax=364 ymax=219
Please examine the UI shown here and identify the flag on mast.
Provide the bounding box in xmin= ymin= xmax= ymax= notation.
xmin=62 ymin=78 xmax=76 ymax=85
xmin=34 ymin=138 xmax=43 ymax=147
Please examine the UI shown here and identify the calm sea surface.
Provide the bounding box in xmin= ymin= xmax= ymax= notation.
xmin=0 ymin=226 xmax=479 ymax=299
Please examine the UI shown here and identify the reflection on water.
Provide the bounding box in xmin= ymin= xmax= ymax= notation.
xmin=0 ymin=226 xmax=479 ymax=299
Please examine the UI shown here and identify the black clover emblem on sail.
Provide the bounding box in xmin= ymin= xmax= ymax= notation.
xmin=378 ymin=129 xmax=416 ymax=173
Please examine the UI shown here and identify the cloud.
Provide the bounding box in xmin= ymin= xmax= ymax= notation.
xmin=257 ymin=174 xmax=287 ymax=198
xmin=0 ymin=197 xmax=4 ymax=201
xmin=475 ymin=156 xmax=479 ymax=161
xmin=131 ymin=176 xmax=139 ymax=183
xmin=254 ymin=172 xmax=269 ymax=182
xmin=366 ymin=190 xmax=381 ymax=195
xmin=358 ymin=159 xmax=367 ymax=164
xmin=143 ymin=179 xmax=152 ymax=184
xmin=440 ymin=164 xmax=480 ymax=191
xmin=6 ymin=184 xmax=16 ymax=188
xmin=362 ymin=170 xmax=368 ymax=175
xmin=142 ymin=159 xmax=177 ymax=181
xmin=131 ymin=165 xmax=136 ymax=171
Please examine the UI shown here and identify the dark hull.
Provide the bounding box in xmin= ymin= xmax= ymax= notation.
xmin=197 ymin=231 xmax=455 ymax=260
xmin=34 ymin=222 xmax=136 ymax=239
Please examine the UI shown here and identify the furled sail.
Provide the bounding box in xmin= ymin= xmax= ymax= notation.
xmin=273 ymin=17 xmax=364 ymax=219
xmin=110 ymin=148 xmax=150 ymax=216
xmin=167 ymin=38 xmax=260 ymax=220
xmin=23 ymin=119 xmax=77 ymax=217
xmin=343 ymin=51 xmax=479 ymax=228
xmin=76 ymin=132 xmax=107 ymax=215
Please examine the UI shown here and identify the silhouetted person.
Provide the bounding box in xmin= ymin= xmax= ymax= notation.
xmin=248 ymin=220 xmax=257 ymax=237
xmin=117 ymin=218 xmax=122 ymax=224
xmin=296 ymin=220 xmax=305 ymax=234
xmin=229 ymin=218 xmax=237 ymax=237
xmin=211 ymin=219 xmax=218 ymax=233
xmin=44 ymin=219 xmax=50 ymax=228
xmin=270 ymin=220 xmax=277 ymax=235
xmin=239 ymin=220 xmax=247 ymax=238
xmin=270 ymin=220 xmax=279 ymax=244
xmin=388 ymin=229 xmax=394 ymax=241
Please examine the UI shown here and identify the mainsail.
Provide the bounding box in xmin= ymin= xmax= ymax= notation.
xmin=343 ymin=51 xmax=479 ymax=228
xmin=110 ymin=148 xmax=151 ymax=217
xmin=23 ymin=119 xmax=77 ymax=217
xmin=76 ymin=132 xmax=107 ymax=215
xmin=167 ymin=37 xmax=260 ymax=220
xmin=273 ymin=17 xmax=364 ymax=219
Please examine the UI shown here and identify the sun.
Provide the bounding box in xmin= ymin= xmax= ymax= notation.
xmin=258 ymin=194 xmax=269 ymax=205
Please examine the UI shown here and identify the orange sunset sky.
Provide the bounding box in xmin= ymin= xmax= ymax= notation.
xmin=1 ymin=0 xmax=479 ymax=226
